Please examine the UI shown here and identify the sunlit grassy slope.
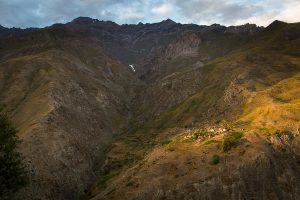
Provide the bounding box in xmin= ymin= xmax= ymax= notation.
xmin=141 ymin=21 xmax=300 ymax=131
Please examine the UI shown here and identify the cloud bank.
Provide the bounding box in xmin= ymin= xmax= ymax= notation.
xmin=0 ymin=0 xmax=299 ymax=28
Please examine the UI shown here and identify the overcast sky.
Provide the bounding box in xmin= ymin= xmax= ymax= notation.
xmin=0 ymin=0 xmax=299 ymax=28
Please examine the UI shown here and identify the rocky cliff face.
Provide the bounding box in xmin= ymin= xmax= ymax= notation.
xmin=64 ymin=17 xmax=202 ymax=66
xmin=225 ymin=23 xmax=264 ymax=35
xmin=135 ymin=32 xmax=202 ymax=80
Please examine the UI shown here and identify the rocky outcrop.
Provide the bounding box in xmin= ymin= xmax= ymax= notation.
xmin=225 ymin=23 xmax=264 ymax=35
xmin=136 ymin=32 xmax=202 ymax=80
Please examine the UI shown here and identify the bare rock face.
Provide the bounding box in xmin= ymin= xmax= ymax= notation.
xmin=225 ymin=23 xmax=264 ymax=35
xmin=136 ymin=32 xmax=202 ymax=80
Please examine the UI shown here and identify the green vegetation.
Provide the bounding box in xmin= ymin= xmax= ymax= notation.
xmin=97 ymin=172 xmax=118 ymax=188
xmin=275 ymin=130 xmax=285 ymax=138
xmin=0 ymin=110 xmax=27 ymax=199
xmin=160 ymin=139 xmax=172 ymax=145
xmin=259 ymin=128 xmax=276 ymax=136
xmin=210 ymin=155 xmax=220 ymax=165
xmin=223 ymin=132 xmax=244 ymax=152
xmin=203 ymin=139 xmax=219 ymax=145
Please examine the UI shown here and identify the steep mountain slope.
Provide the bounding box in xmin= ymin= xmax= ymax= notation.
xmin=0 ymin=25 xmax=140 ymax=199
xmin=89 ymin=21 xmax=300 ymax=200
xmin=151 ymin=21 xmax=300 ymax=129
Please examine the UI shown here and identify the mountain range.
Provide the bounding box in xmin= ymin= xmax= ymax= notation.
xmin=1 ymin=17 xmax=300 ymax=200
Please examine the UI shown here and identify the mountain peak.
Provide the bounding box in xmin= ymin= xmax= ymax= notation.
xmin=71 ymin=16 xmax=95 ymax=23
xmin=68 ymin=17 xmax=119 ymax=28
xmin=0 ymin=25 xmax=7 ymax=30
xmin=271 ymin=19 xmax=287 ymax=24
xmin=266 ymin=20 xmax=287 ymax=30
xmin=160 ymin=18 xmax=176 ymax=25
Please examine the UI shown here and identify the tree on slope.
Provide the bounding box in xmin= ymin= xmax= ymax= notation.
xmin=0 ymin=110 xmax=27 ymax=199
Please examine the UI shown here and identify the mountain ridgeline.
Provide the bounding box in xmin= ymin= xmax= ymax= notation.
xmin=0 ymin=17 xmax=300 ymax=199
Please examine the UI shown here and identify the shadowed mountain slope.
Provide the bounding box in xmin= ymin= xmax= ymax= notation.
xmin=0 ymin=25 xmax=140 ymax=199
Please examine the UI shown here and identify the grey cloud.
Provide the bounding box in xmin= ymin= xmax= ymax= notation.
xmin=0 ymin=0 xmax=146 ymax=28
xmin=174 ymin=0 xmax=263 ymax=25
xmin=0 ymin=0 xmax=297 ymax=28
